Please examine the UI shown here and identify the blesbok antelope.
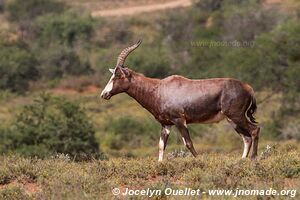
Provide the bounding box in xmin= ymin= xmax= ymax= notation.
xmin=100 ymin=40 xmax=260 ymax=161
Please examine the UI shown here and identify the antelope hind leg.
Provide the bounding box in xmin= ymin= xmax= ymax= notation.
xmin=174 ymin=119 xmax=198 ymax=157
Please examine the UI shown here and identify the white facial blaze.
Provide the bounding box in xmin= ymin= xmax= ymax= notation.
xmin=101 ymin=73 xmax=115 ymax=97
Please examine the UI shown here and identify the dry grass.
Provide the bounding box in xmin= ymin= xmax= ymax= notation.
xmin=0 ymin=142 xmax=299 ymax=199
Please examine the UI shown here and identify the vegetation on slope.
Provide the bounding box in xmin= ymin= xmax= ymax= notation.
xmin=0 ymin=142 xmax=299 ymax=199
xmin=0 ymin=0 xmax=299 ymax=198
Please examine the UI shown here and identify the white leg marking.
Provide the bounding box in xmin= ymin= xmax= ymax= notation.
xmin=165 ymin=127 xmax=171 ymax=135
xmin=183 ymin=120 xmax=187 ymax=128
xmin=158 ymin=126 xmax=171 ymax=162
xmin=242 ymin=137 xmax=251 ymax=158
xmin=158 ymin=137 xmax=164 ymax=162
xmin=182 ymin=137 xmax=186 ymax=146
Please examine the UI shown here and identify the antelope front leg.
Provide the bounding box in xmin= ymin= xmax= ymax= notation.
xmin=158 ymin=125 xmax=171 ymax=161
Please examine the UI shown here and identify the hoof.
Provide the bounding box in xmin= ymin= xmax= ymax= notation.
xmin=251 ymin=156 xmax=257 ymax=161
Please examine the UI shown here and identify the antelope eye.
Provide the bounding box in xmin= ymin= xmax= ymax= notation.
xmin=114 ymin=73 xmax=121 ymax=78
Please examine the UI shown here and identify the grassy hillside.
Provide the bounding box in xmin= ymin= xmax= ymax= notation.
xmin=0 ymin=142 xmax=299 ymax=199
xmin=0 ymin=0 xmax=299 ymax=199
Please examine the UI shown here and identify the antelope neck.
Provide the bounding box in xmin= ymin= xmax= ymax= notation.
xmin=126 ymin=72 xmax=160 ymax=113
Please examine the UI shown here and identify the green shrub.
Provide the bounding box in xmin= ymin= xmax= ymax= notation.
xmin=30 ymin=11 xmax=94 ymax=79
xmin=222 ymin=5 xmax=280 ymax=41
xmin=0 ymin=42 xmax=38 ymax=93
xmin=36 ymin=44 xmax=93 ymax=79
xmin=103 ymin=116 xmax=160 ymax=150
xmin=34 ymin=11 xmax=94 ymax=47
xmin=0 ymin=0 xmax=4 ymax=12
xmin=126 ymin=44 xmax=171 ymax=78
xmin=4 ymin=94 xmax=100 ymax=160
xmin=0 ymin=127 xmax=15 ymax=154
xmin=223 ymin=18 xmax=300 ymax=119
xmin=159 ymin=9 xmax=194 ymax=48
xmin=6 ymin=0 xmax=64 ymax=22
xmin=194 ymin=0 xmax=222 ymax=12
xmin=281 ymin=118 xmax=300 ymax=141
xmin=103 ymin=19 xmax=133 ymax=46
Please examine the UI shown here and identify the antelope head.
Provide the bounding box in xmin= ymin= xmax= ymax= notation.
xmin=100 ymin=40 xmax=142 ymax=100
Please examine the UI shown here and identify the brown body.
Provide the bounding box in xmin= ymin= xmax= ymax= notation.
xmin=126 ymin=73 xmax=254 ymax=125
xmin=101 ymin=41 xmax=260 ymax=161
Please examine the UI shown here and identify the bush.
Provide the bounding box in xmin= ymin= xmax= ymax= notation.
xmin=30 ymin=11 xmax=94 ymax=79
xmin=225 ymin=18 xmax=300 ymax=110
xmin=36 ymin=44 xmax=93 ymax=79
xmin=33 ymin=11 xmax=94 ymax=47
xmin=159 ymin=9 xmax=194 ymax=60
xmin=6 ymin=0 xmax=64 ymax=22
xmin=103 ymin=116 xmax=160 ymax=150
xmin=222 ymin=5 xmax=280 ymax=41
xmin=103 ymin=19 xmax=133 ymax=46
xmin=3 ymin=94 xmax=100 ymax=160
xmin=0 ymin=128 xmax=14 ymax=154
xmin=281 ymin=118 xmax=300 ymax=141
xmin=262 ymin=120 xmax=282 ymax=140
xmin=0 ymin=0 xmax=4 ymax=12
xmin=126 ymin=44 xmax=171 ymax=78
xmin=0 ymin=42 xmax=38 ymax=93
xmin=194 ymin=0 xmax=222 ymax=12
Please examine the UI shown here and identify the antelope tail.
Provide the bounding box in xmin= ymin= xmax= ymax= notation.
xmin=246 ymin=95 xmax=257 ymax=124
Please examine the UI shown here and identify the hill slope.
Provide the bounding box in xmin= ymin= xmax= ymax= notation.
xmin=0 ymin=143 xmax=299 ymax=199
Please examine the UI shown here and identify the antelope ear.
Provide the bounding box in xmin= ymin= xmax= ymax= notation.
xmin=121 ymin=67 xmax=131 ymax=77
xmin=114 ymin=66 xmax=123 ymax=76
xmin=109 ymin=68 xmax=115 ymax=73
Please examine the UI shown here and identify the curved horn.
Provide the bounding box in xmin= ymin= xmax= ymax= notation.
xmin=116 ymin=40 xmax=142 ymax=68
